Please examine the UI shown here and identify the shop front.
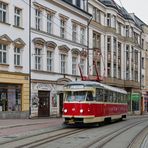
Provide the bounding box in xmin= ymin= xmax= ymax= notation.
xmin=31 ymin=78 xmax=70 ymax=118
xmin=0 ymin=72 xmax=29 ymax=118
xmin=31 ymin=82 xmax=61 ymax=117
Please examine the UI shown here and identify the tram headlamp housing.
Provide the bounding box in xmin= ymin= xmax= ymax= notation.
xmin=64 ymin=109 xmax=67 ymax=113
xmin=80 ymin=109 xmax=83 ymax=113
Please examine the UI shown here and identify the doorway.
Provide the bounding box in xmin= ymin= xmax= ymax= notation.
xmin=38 ymin=91 xmax=50 ymax=117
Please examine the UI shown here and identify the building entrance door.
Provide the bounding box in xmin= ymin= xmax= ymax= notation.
xmin=38 ymin=91 xmax=50 ymax=117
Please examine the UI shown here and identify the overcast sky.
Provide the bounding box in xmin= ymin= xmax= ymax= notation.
xmin=114 ymin=0 xmax=148 ymax=24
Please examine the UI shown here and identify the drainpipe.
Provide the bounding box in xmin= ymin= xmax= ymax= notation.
xmin=29 ymin=0 xmax=31 ymax=118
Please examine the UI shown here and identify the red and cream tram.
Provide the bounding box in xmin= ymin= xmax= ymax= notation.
xmin=62 ymin=81 xmax=128 ymax=125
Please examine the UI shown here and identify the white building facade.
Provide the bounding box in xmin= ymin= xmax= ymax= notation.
xmin=30 ymin=0 xmax=91 ymax=117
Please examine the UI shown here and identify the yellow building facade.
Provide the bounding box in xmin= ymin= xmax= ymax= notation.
xmin=0 ymin=71 xmax=29 ymax=118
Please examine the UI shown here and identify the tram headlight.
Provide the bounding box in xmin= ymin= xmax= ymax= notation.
xmin=80 ymin=109 xmax=83 ymax=113
xmin=64 ymin=109 xmax=67 ymax=113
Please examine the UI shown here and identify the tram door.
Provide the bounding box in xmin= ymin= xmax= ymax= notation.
xmin=59 ymin=93 xmax=63 ymax=117
xmin=38 ymin=91 xmax=50 ymax=117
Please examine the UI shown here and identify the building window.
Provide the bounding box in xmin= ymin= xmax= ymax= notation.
xmin=117 ymin=22 xmax=122 ymax=35
xmin=72 ymin=23 xmax=77 ymax=42
xmin=113 ymin=64 xmax=116 ymax=78
xmin=47 ymin=51 xmax=53 ymax=71
xmin=0 ymin=84 xmax=21 ymax=111
xmin=126 ymin=70 xmax=130 ymax=80
xmin=14 ymin=47 xmax=21 ymax=66
xmin=142 ymin=57 xmax=144 ymax=69
xmin=112 ymin=15 xmax=116 ymax=28
xmin=80 ymin=27 xmax=85 ymax=45
xmin=0 ymin=2 xmax=7 ymax=23
xmin=135 ymin=71 xmax=138 ymax=81
xmin=0 ymin=44 xmax=7 ymax=64
xmin=14 ymin=7 xmax=22 ymax=27
xmin=125 ymin=25 xmax=129 ymax=37
xmin=62 ymin=0 xmax=72 ymax=3
xmin=72 ymin=57 xmax=77 ymax=75
xmin=113 ymin=37 xmax=117 ymax=52
xmin=35 ymin=9 xmax=42 ymax=30
xmin=80 ymin=58 xmax=85 ymax=75
xmin=35 ymin=48 xmax=42 ymax=70
xmin=60 ymin=18 xmax=66 ymax=38
xmin=107 ymin=13 xmax=111 ymax=27
xmin=93 ymin=32 xmax=101 ymax=48
xmin=107 ymin=36 xmax=111 ymax=52
xmin=92 ymin=7 xmax=96 ymax=21
xmin=96 ymin=10 xmax=101 ymax=23
xmin=141 ymin=39 xmax=144 ymax=49
xmin=75 ymin=0 xmax=81 ymax=8
xmin=47 ymin=13 xmax=52 ymax=34
xmin=60 ymin=54 xmax=67 ymax=74
xmin=107 ymin=63 xmax=111 ymax=77
xmin=118 ymin=67 xmax=121 ymax=79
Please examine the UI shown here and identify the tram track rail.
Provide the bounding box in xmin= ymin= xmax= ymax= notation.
xmin=82 ymin=119 xmax=148 ymax=148
xmin=0 ymin=116 xmax=148 ymax=148
xmin=0 ymin=128 xmax=88 ymax=148
xmin=127 ymin=125 xmax=148 ymax=148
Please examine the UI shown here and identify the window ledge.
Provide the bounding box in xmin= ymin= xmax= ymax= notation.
xmin=13 ymin=25 xmax=24 ymax=30
xmin=14 ymin=65 xmax=23 ymax=69
xmin=0 ymin=63 xmax=9 ymax=67
xmin=0 ymin=21 xmax=11 ymax=26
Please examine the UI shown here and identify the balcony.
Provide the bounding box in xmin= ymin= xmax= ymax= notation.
xmin=124 ymin=80 xmax=140 ymax=88
xmin=103 ymin=77 xmax=124 ymax=87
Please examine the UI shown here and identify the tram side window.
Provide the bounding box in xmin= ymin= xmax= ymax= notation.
xmin=118 ymin=93 xmax=121 ymax=103
xmin=96 ymin=88 xmax=104 ymax=102
xmin=86 ymin=91 xmax=93 ymax=101
xmin=121 ymin=94 xmax=124 ymax=103
xmin=104 ymin=90 xmax=108 ymax=102
xmin=112 ymin=92 xmax=117 ymax=103
xmin=108 ymin=91 xmax=113 ymax=102
xmin=123 ymin=94 xmax=127 ymax=103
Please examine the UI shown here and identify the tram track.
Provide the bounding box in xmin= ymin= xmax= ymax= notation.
xmin=127 ymin=125 xmax=148 ymax=148
xmin=82 ymin=119 xmax=148 ymax=148
xmin=0 ymin=127 xmax=88 ymax=148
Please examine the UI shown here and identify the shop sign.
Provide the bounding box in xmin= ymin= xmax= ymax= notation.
xmin=131 ymin=93 xmax=141 ymax=101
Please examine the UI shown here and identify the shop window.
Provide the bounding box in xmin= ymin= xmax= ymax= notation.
xmin=0 ymin=84 xmax=21 ymax=111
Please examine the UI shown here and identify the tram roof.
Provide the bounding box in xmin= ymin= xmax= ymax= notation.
xmin=65 ymin=81 xmax=127 ymax=94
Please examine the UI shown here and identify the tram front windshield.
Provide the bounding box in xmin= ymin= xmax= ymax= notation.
xmin=65 ymin=91 xmax=93 ymax=102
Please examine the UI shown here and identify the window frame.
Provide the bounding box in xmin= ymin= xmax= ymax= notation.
xmin=0 ymin=2 xmax=7 ymax=23
xmin=35 ymin=48 xmax=42 ymax=70
xmin=47 ymin=13 xmax=53 ymax=34
xmin=14 ymin=7 xmax=22 ymax=27
xmin=35 ymin=9 xmax=42 ymax=30
xmin=47 ymin=50 xmax=53 ymax=72
xmin=60 ymin=54 xmax=67 ymax=74
xmin=14 ymin=47 xmax=21 ymax=66
xmin=0 ymin=44 xmax=7 ymax=64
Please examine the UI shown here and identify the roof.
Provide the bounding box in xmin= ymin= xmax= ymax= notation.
xmin=65 ymin=81 xmax=127 ymax=94
xmin=99 ymin=0 xmax=133 ymax=20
